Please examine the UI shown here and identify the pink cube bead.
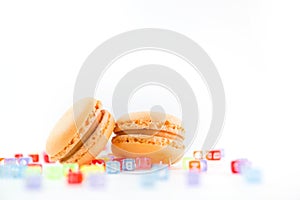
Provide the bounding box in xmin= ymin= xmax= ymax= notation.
xmin=136 ymin=157 xmax=152 ymax=170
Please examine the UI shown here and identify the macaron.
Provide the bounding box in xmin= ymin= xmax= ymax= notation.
xmin=111 ymin=112 xmax=185 ymax=164
xmin=46 ymin=97 xmax=115 ymax=165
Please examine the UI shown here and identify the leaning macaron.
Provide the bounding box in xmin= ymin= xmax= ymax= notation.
xmin=46 ymin=97 xmax=115 ymax=165
xmin=111 ymin=112 xmax=185 ymax=164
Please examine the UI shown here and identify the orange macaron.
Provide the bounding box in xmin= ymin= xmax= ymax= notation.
xmin=46 ymin=97 xmax=115 ymax=165
xmin=111 ymin=111 xmax=185 ymax=164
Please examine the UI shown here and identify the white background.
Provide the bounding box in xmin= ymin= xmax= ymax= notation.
xmin=0 ymin=0 xmax=300 ymax=199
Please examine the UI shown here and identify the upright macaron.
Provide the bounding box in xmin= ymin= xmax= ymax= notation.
xmin=46 ymin=97 xmax=115 ymax=165
xmin=111 ymin=112 xmax=185 ymax=164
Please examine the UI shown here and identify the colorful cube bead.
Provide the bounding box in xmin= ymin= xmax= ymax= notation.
xmin=86 ymin=173 xmax=106 ymax=188
xmin=80 ymin=164 xmax=105 ymax=175
xmin=106 ymin=161 xmax=121 ymax=174
xmin=5 ymin=165 xmax=27 ymax=178
xmin=62 ymin=163 xmax=79 ymax=176
xmin=26 ymin=164 xmax=43 ymax=175
xmin=44 ymin=165 xmax=64 ymax=180
xmin=231 ymin=159 xmax=251 ymax=174
xmin=189 ymin=160 xmax=201 ymax=172
xmin=200 ymin=159 xmax=208 ymax=172
xmin=139 ymin=173 xmax=156 ymax=188
xmin=18 ymin=157 xmax=33 ymax=166
xmin=206 ymin=150 xmax=221 ymax=160
xmin=187 ymin=171 xmax=201 ymax=186
xmin=122 ymin=159 xmax=135 ymax=171
xmin=28 ymin=154 xmax=39 ymax=162
xmin=135 ymin=157 xmax=152 ymax=170
xmin=182 ymin=157 xmax=194 ymax=170
xmin=152 ymin=164 xmax=169 ymax=180
xmin=243 ymin=168 xmax=262 ymax=183
xmin=24 ymin=174 xmax=42 ymax=189
xmin=0 ymin=165 xmax=10 ymax=178
xmin=91 ymin=159 xmax=105 ymax=166
xmin=193 ymin=151 xmax=204 ymax=159
xmin=4 ymin=158 xmax=17 ymax=165
xmin=14 ymin=154 xmax=23 ymax=159
xmin=231 ymin=160 xmax=240 ymax=174
xmin=67 ymin=171 xmax=83 ymax=184
xmin=113 ymin=158 xmax=125 ymax=170
xmin=43 ymin=152 xmax=54 ymax=163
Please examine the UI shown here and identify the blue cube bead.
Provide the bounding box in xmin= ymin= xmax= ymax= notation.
xmin=106 ymin=161 xmax=121 ymax=174
xmin=139 ymin=173 xmax=156 ymax=188
xmin=122 ymin=159 xmax=135 ymax=171
xmin=152 ymin=164 xmax=169 ymax=180
xmin=243 ymin=168 xmax=262 ymax=184
xmin=0 ymin=165 xmax=27 ymax=178
xmin=0 ymin=166 xmax=8 ymax=178
xmin=10 ymin=165 xmax=27 ymax=178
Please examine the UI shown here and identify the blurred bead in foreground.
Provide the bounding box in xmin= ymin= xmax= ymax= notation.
xmin=187 ymin=171 xmax=201 ymax=186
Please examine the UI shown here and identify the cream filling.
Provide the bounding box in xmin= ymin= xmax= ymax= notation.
xmin=115 ymin=129 xmax=184 ymax=140
xmin=115 ymin=121 xmax=185 ymax=136
xmin=112 ymin=135 xmax=185 ymax=150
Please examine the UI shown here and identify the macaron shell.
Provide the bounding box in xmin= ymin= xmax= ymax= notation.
xmin=62 ymin=110 xmax=115 ymax=165
xmin=114 ymin=111 xmax=185 ymax=138
xmin=111 ymin=135 xmax=184 ymax=164
xmin=117 ymin=111 xmax=182 ymax=125
xmin=111 ymin=142 xmax=184 ymax=164
xmin=46 ymin=98 xmax=102 ymax=157
xmin=49 ymin=111 xmax=102 ymax=162
xmin=114 ymin=121 xmax=184 ymax=137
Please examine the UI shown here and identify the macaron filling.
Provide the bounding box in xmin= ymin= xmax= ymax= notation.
xmin=115 ymin=121 xmax=185 ymax=136
xmin=112 ymin=135 xmax=184 ymax=149
xmin=114 ymin=129 xmax=184 ymax=140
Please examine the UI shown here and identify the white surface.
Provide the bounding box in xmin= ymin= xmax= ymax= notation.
xmin=0 ymin=0 xmax=300 ymax=199
xmin=1 ymin=160 xmax=298 ymax=200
